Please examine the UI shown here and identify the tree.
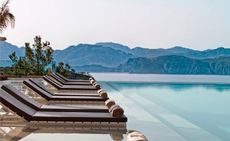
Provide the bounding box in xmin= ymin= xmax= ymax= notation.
xmin=8 ymin=36 xmax=54 ymax=76
xmin=9 ymin=51 xmax=18 ymax=73
xmin=56 ymin=62 xmax=74 ymax=77
xmin=0 ymin=0 xmax=15 ymax=33
xmin=26 ymin=36 xmax=54 ymax=75
xmin=0 ymin=0 xmax=15 ymax=74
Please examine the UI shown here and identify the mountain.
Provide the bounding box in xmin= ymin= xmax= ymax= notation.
xmin=184 ymin=47 xmax=230 ymax=59
xmin=167 ymin=46 xmax=195 ymax=54
xmin=1 ymin=41 xmax=230 ymax=74
xmin=54 ymin=44 xmax=134 ymax=68
xmin=131 ymin=46 xmax=196 ymax=58
xmin=75 ymin=64 xmax=114 ymax=72
xmin=0 ymin=41 xmax=25 ymax=60
xmin=204 ymin=57 xmax=230 ymax=75
xmin=95 ymin=42 xmax=131 ymax=53
xmin=117 ymin=56 xmax=212 ymax=74
xmin=78 ymin=56 xmax=230 ymax=75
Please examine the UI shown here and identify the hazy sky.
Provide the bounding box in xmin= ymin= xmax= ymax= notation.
xmin=2 ymin=0 xmax=230 ymax=50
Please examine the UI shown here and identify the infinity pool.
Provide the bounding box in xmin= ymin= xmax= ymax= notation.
xmin=99 ymin=82 xmax=230 ymax=141
xmin=1 ymin=74 xmax=230 ymax=141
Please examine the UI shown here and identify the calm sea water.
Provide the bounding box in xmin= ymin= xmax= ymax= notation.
xmin=1 ymin=73 xmax=230 ymax=141
xmin=0 ymin=60 xmax=12 ymax=67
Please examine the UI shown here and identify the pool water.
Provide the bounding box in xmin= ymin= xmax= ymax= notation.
xmin=100 ymin=82 xmax=230 ymax=141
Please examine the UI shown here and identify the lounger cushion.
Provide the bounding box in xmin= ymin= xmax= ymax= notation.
xmin=99 ymin=91 xmax=108 ymax=99
xmin=110 ymin=105 xmax=124 ymax=117
xmin=105 ymin=99 xmax=116 ymax=109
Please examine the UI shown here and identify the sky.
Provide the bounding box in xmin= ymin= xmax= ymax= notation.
xmin=1 ymin=0 xmax=230 ymax=50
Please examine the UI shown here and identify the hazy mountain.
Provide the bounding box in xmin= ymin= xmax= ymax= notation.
xmin=54 ymin=44 xmax=134 ymax=67
xmin=1 ymin=41 xmax=230 ymax=74
xmin=131 ymin=46 xmax=196 ymax=58
xmin=0 ymin=41 xmax=25 ymax=60
xmin=204 ymin=57 xmax=230 ymax=75
xmin=184 ymin=47 xmax=230 ymax=59
xmin=117 ymin=56 xmax=212 ymax=74
xmin=78 ymin=56 xmax=230 ymax=75
xmin=75 ymin=64 xmax=114 ymax=72
xmin=95 ymin=42 xmax=131 ymax=53
xmin=167 ymin=46 xmax=195 ymax=54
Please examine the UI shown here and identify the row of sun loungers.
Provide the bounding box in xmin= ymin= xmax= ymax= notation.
xmin=28 ymin=78 xmax=100 ymax=97
xmin=56 ymin=73 xmax=90 ymax=82
xmin=50 ymin=74 xmax=92 ymax=85
xmin=0 ymin=73 xmax=127 ymax=124
xmin=43 ymin=75 xmax=101 ymax=90
xmin=23 ymin=79 xmax=107 ymax=102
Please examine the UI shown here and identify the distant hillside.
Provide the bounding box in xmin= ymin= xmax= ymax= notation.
xmin=75 ymin=64 xmax=114 ymax=72
xmin=0 ymin=41 xmax=25 ymax=60
xmin=1 ymin=41 xmax=230 ymax=74
xmin=54 ymin=44 xmax=134 ymax=67
xmin=95 ymin=42 xmax=131 ymax=53
xmin=184 ymin=47 xmax=230 ymax=59
xmin=78 ymin=56 xmax=230 ymax=75
xmin=117 ymin=56 xmax=212 ymax=74
xmin=130 ymin=46 xmax=196 ymax=58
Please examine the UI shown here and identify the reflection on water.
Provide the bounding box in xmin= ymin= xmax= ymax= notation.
xmin=0 ymin=123 xmax=126 ymax=141
xmin=105 ymin=82 xmax=230 ymax=92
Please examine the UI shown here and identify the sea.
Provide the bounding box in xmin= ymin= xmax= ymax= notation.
xmin=0 ymin=73 xmax=230 ymax=141
xmin=0 ymin=60 xmax=12 ymax=67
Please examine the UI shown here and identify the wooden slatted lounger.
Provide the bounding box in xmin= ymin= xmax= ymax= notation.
xmin=43 ymin=76 xmax=100 ymax=90
xmin=23 ymin=80 xmax=108 ymax=101
xmin=0 ymin=89 xmax=128 ymax=122
xmin=51 ymin=74 xmax=92 ymax=85
xmin=28 ymin=79 xmax=100 ymax=97
xmin=56 ymin=73 xmax=91 ymax=82
xmin=1 ymin=85 xmax=108 ymax=113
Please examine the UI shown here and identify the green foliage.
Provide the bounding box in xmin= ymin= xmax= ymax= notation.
xmin=55 ymin=62 xmax=75 ymax=77
xmin=28 ymin=36 xmax=53 ymax=75
xmin=8 ymin=36 xmax=54 ymax=76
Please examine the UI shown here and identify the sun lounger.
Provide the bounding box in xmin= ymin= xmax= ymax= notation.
xmin=0 ymin=89 xmax=128 ymax=122
xmin=43 ymin=76 xmax=100 ymax=90
xmin=50 ymin=74 xmax=92 ymax=85
xmin=23 ymin=80 xmax=108 ymax=101
xmin=28 ymin=79 xmax=100 ymax=97
xmin=1 ymin=85 xmax=109 ymax=112
xmin=56 ymin=73 xmax=91 ymax=82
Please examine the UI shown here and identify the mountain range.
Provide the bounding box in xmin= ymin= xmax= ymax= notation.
xmin=1 ymin=41 xmax=230 ymax=74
